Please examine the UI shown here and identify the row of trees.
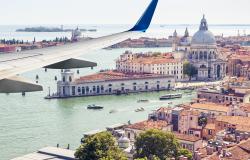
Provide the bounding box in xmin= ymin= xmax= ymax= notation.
xmin=0 ymin=39 xmax=26 ymax=45
xmin=75 ymin=129 xmax=192 ymax=160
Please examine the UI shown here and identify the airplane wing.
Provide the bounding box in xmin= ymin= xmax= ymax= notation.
xmin=0 ymin=0 xmax=158 ymax=93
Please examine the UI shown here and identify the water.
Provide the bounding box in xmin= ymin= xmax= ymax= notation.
xmin=0 ymin=24 xmax=249 ymax=159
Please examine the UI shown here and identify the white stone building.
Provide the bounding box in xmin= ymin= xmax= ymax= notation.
xmin=57 ymin=70 xmax=175 ymax=97
xmin=173 ymin=15 xmax=227 ymax=81
xmin=116 ymin=51 xmax=185 ymax=81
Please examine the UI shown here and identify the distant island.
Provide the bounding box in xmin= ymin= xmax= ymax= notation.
xmin=16 ymin=26 xmax=97 ymax=32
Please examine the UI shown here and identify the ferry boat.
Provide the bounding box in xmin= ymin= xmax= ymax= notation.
xmin=87 ymin=104 xmax=104 ymax=110
xmin=159 ymin=93 xmax=182 ymax=100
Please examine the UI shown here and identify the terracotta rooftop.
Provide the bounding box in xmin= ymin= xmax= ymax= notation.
xmin=239 ymin=103 xmax=250 ymax=113
xmin=205 ymin=123 xmax=216 ymax=130
xmin=179 ymin=109 xmax=200 ymax=116
xmin=216 ymin=116 xmax=250 ymax=126
xmin=156 ymin=107 xmax=172 ymax=113
xmin=174 ymin=133 xmax=201 ymax=142
xmin=125 ymin=120 xmax=169 ymax=131
xmin=75 ymin=70 xmax=172 ymax=84
xmin=190 ymin=103 xmax=229 ymax=113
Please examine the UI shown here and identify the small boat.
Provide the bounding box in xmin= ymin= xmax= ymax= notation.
xmin=87 ymin=104 xmax=104 ymax=110
xmin=137 ymin=99 xmax=149 ymax=103
xmin=109 ymin=109 xmax=118 ymax=114
xmin=135 ymin=107 xmax=145 ymax=112
xmin=184 ymin=90 xmax=193 ymax=94
xmin=159 ymin=93 xmax=182 ymax=100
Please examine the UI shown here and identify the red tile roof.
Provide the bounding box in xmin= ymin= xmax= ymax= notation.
xmin=125 ymin=120 xmax=169 ymax=131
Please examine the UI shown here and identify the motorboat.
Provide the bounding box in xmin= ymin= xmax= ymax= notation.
xmin=87 ymin=104 xmax=104 ymax=110
xmin=137 ymin=99 xmax=149 ymax=103
xmin=135 ymin=107 xmax=145 ymax=112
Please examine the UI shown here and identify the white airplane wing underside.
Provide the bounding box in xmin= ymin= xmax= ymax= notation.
xmin=0 ymin=0 xmax=158 ymax=93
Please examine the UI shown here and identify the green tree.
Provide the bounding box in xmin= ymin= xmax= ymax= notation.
xmin=183 ymin=61 xmax=197 ymax=81
xmin=178 ymin=148 xmax=193 ymax=160
xmin=134 ymin=129 xmax=180 ymax=160
xmin=75 ymin=132 xmax=127 ymax=160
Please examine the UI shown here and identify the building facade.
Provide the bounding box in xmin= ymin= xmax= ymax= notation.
xmin=116 ymin=51 xmax=185 ymax=81
xmin=57 ymin=70 xmax=175 ymax=97
xmin=173 ymin=15 xmax=227 ymax=81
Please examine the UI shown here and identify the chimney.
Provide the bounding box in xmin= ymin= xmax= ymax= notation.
xmin=245 ymin=132 xmax=249 ymax=140
xmin=197 ymin=153 xmax=202 ymax=160
xmin=236 ymin=135 xmax=241 ymax=143
xmin=217 ymin=146 xmax=222 ymax=154
xmin=206 ymin=146 xmax=214 ymax=155
xmin=179 ymin=155 xmax=184 ymax=160
xmin=194 ymin=151 xmax=199 ymax=160
xmin=222 ymin=149 xmax=227 ymax=157
xmin=240 ymin=133 xmax=244 ymax=140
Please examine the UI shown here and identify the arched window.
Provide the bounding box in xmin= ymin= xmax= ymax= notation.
xmin=199 ymin=51 xmax=203 ymax=59
xmin=82 ymin=87 xmax=85 ymax=95
xmin=204 ymin=51 xmax=207 ymax=59
xmin=93 ymin=86 xmax=96 ymax=92
xmin=78 ymin=87 xmax=81 ymax=93
xmin=86 ymin=86 xmax=89 ymax=93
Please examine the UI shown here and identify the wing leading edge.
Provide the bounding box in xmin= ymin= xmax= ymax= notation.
xmin=0 ymin=0 xmax=158 ymax=93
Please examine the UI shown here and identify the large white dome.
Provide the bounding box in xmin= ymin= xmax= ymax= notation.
xmin=192 ymin=30 xmax=216 ymax=45
xmin=191 ymin=15 xmax=216 ymax=46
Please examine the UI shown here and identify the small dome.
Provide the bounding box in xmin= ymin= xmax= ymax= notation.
xmin=191 ymin=15 xmax=216 ymax=46
xmin=118 ymin=135 xmax=130 ymax=149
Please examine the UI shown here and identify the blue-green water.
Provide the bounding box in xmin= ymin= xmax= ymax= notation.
xmin=0 ymin=47 xmax=196 ymax=160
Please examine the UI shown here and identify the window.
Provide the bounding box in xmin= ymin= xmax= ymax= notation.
xmin=82 ymin=87 xmax=85 ymax=95
xmin=72 ymin=86 xmax=75 ymax=96
xmin=63 ymin=76 xmax=65 ymax=82
xmin=133 ymin=86 xmax=137 ymax=91
xmin=208 ymin=130 xmax=212 ymax=135
xmin=190 ymin=117 xmax=193 ymax=121
xmin=78 ymin=87 xmax=81 ymax=93
xmin=69 ymin=76 xmax=72 ymax=82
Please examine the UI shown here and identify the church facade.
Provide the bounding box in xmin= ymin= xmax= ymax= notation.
xmin=173 ymin=15 xmax=227 ymax=81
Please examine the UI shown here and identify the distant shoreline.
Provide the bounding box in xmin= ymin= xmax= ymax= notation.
xmin=16 ymin=26 xmax=97 ymax=33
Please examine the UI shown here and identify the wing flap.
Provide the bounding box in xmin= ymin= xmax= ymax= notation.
xmin=45 ymin=58 xmax=97 ymax=69
xmin=0 ymin=76 xmax=43 ymax=93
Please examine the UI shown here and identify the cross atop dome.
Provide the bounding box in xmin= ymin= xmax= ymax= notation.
xmin=199 ymin=14 xmax=208 ymax=31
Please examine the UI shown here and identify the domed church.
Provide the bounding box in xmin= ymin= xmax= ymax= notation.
xmin=187 ymin=15 xmax=226 ymax=80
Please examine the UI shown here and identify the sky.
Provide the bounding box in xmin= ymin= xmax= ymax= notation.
xmin=1 ymin=0 xmax=250 ymax=25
